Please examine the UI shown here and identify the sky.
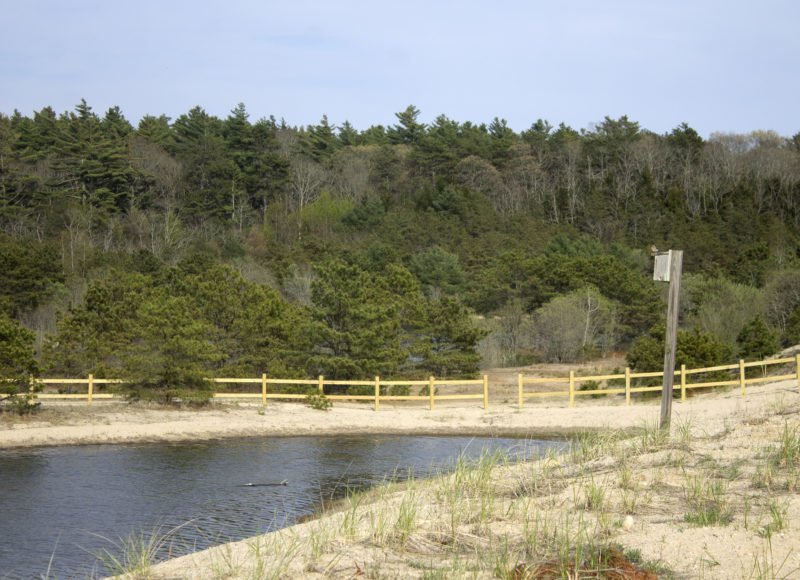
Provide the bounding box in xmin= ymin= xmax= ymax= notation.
xmin=1 ymin=0 xmax=798 ymax=138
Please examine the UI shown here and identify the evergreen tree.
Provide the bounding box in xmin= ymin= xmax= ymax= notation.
xmin=0 ymin=312 xmax=40 ymax=411
xmin=171 ymin=106 xmax=231 ymax=220
xmin=736 ymin=315 xmax=779 ymax=360
xmin=0 ymin=235 xmax=64 ymax=317
xmin=119 ymin=290 xmax=222 ymax=403
xmin=337 ymin=120 xmax=360 ymax=147
xmin=388 ymin=105 xmax=425 ymax=145
xmin=50 ymin=100 xmax=137 ymax=212
xmin=136 ymin=114 xmax=173 ymax=147
xmin=101 ymin=106 xmax=133 ymax=139
xmin=306 ymin=260 xmax=407 ymax=379
xmin=300 ymin=115 xmax=338 ymax=162
xmin=410 ymin=296 xmax=484 ymax=377
xmin=487 ymin=117 xmax=517 ymax=167
xmin=247 ymin=117 xmax=290 ymax=220
xmin=627 ymin=324 xmax=733 ymax=373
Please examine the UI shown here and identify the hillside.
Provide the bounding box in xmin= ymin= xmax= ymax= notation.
xmin=1 ymin=104 xmax=800 ymax=398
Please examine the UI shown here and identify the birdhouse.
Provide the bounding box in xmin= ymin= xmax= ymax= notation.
xmin=653 ymin=250 xmax=672 ymax=282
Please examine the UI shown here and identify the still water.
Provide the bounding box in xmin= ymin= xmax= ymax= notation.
xmin=0 ymin=435 xmax=563 ymax=579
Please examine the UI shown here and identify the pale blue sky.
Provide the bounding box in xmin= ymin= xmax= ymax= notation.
xmin=2 ymin=0 xmax=798 ymax=138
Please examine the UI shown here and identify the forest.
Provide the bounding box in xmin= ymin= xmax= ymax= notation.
xmin=1 ymin=101 xmax=799 ymax=401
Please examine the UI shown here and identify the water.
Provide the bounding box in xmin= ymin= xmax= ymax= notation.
xmin=0 ymin=435 xmax=563 ymax=579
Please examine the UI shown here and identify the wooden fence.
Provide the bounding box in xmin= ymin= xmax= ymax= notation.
xmin=517 ymin=354 xmax=800 ymax=409
xmin=31 ymin=375 xmax=489 ymax=411
xmin=23 ymin=353 xmax=800 ymax=410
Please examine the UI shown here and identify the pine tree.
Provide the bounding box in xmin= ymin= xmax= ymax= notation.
xmin=0 ymin=312 xmax=39 ymax=405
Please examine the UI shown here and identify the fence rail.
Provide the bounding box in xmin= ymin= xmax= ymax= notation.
xmin=18 ymin=354 xmax=800 ymax=410
xmin=517 ymin=355 xmax=800 ymax=409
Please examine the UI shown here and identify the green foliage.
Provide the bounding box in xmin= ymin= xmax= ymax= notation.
xmin=532 ymin=287 xmax=619 ymax=363
xmin=340 ymin=197 xmax=386 ymax=228
xmin=118 ymin=292 xmax=221 ymax=404
xmin=0 ymin=235 xmax=64 ymax=316
xmin=531 ymin=254 xmax=661 ymax=337
xmin=410 ymin=296 xmax=484 ymax=378
xmin=388 ymin=105 xmax=425 ymax=145
xmin=388 ymin=384 xmax=411 ymax=396
xmin=682 ymin=475 xmax=732 ymax=527
xmin=787 ymin=306 xmax=800 ymax=346
xmin=2 ymin=101 xmax=800 ymax=378
xmin=42 ymin=272 xmax=150 ymax=377
xmin=0 ymin=312 xmax=40 ymax=413
xmin=578 ymin=380 xmax=605 ymax=398
xmin=305 ymin=260 xmax=407 ymax=379
xmin=300 ymin=115 xmax=339 ymax=161
xmin=763 ymin=269 xmax=800 ymax=344
xmin=627 ymin=324 xmax=734 ymax=373
xmin=304 ymin=392 xmax=332 ymax=410
xmin=44 ymin=263 xmax=304 ymax=400
xmin=684 ymin=274 xmax=765 ymax=348
xmin=409 ymin=246 xmax=467 ymax=297
xmin=48 ymin=100 xmax=141 ymax=213
xmin=737 ymin=315 xmax=779 ymax=360
xmin=299 ymin=190 xmax=353 ymax=238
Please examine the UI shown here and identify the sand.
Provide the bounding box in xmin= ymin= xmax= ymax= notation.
xmin=1 ymin=396 xmax=669 ymax=449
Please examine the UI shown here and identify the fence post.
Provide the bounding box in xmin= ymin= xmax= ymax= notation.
xmin=262 ymin=373 xmax=267 ymax=405
xmin=796 ymin=354 xmax=800 ymax=395
xmin=318 ymin=375 xmax=324 ymax=395
xmin=518 ymin=373 xmax=523 ymax=410
xmin=374 ymin=376 xmax=380 ymax=411
xmin=739 ymin=359 xmax=746 ymax=399
xmin=483 ymin=375 xmax=488 ymax=410
xmin=429 ymin=376 xmax=435 ymax=411
xmin=88 ymin=374 xmax=94 ymax=405
xmin=625 ymin=367 xmax=631 ymax=406
xmin=680 ymin=364 xmax=686 ymax=402
xmin=569 ymin=370 xmax=575 ymax=408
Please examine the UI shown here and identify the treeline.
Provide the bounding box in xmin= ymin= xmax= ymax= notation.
xmin=1 ymin=101 xmax=800 ymax=395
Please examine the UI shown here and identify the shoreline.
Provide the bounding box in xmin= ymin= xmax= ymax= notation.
xmin=4 ymin=379 xmax=800 ymax=578
xmin=144 ymin=377 xmax=800 ymax=579
xmin=2 ymin=395 xmax=687 ymax=450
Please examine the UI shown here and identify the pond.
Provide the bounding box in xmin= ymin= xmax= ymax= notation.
xmin=0 ymin=435 xmax=565 ymax=579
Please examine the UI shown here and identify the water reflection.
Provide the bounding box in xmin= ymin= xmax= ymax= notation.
xmin=0 ymin=435 xmax=563 ymax=579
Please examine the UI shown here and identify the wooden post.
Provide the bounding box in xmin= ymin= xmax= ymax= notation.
xmin=660 ymin=250 xmax=683 ymax=429
xmin=262 ymin=373 xmax=267 ymax=405
xmin=625 ymin=367 xmax=631 ymax=406
xmin=680 ymin=364 xmax=686 ymax=402
xmin=429 ymin=376 xmax=435 ymax=411
xmin=569 ymin=370 xmax=575 ymax=408
xmin=796 ymin=354 xmax=800 ymax=395
xmin=318 ymin=375 xmax=324 ymax=394
xmin=518 ymin=373 xmax=523 ymax=410
xmin=739 ymin=359 xmax=746 ymax=399
xmin=88 ymin=373 xmax=94 ymax=405
xmin=483 ymin=375 xmax=488 ymax=410
xmin=374 ymin=376 xmax=380 ymax=411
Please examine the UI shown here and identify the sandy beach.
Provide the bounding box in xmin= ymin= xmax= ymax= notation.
xmin=0 ymin=396 xmax=671 ymax=449
xmin=4 ymin=360 xmax=794 ymax=448
xmin=0 ymin=386 xmax=757 ymax=449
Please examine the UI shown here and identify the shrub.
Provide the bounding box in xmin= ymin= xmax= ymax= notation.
xmin=737 ymin=315 xmax=779 ymax=360
xmin=628 ymin=324 xmax=733 ymax=372
xmin=578 ymin=379 xmax=605 ymax=399
xmin=389 ymin=384 xmax=411 ymax=397
xmin=305 ymin=392 xmax=332 ymax=410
